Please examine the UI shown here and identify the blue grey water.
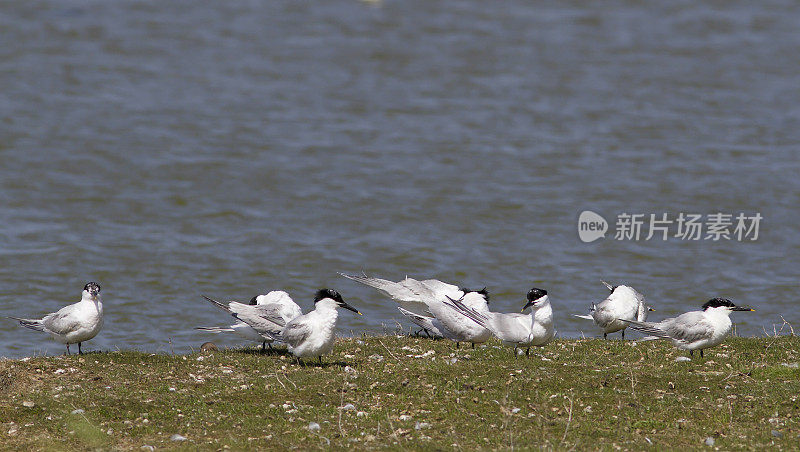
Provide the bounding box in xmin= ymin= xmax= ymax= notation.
xmin=1 ymin=0 xmax=798 ymax=358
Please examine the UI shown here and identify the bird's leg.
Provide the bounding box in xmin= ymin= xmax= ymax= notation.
xmin=526 ymin=347 xmax=530 ymax=357
xmin=424 ymin=329 xmax=432 ymax=339
xmin=318 ymin=356 xmax=323 ymax=365
xmin=471 ymin=343 xmax=475 ymax=350
xmin=621 ymin=330 xmax=625 ymax=340
xmin=65 ymin=344 xmax=71 ymax=355
xmin=700 ymin=349 xmax=704 ymax=358
xmin=456 ymin=342 xmax=460 ymax=349
xmin=513 ymin=346 xmax=517 ymax=359
xmin=603 ymin=333 xmax=607 ymax=340
xmin=690 ymin=350 xmax=693 ymax=357
xmin=78 ymin=342 xmax=82 ymax=355
xmin=261 ymin=341 xmax=267 ymax=353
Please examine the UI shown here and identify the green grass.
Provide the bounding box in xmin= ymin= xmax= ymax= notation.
xmin=1 ymin=336 xmax=798 ymax=450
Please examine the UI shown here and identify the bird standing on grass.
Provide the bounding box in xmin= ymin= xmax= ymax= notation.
xmin=444 ymin=287 xmax=555 ymax=357
xmin=620 ymin=298 xmax=754 ymax=358
xmin=200 ymin=290 xmax=302 ymax=351
xmin=198 ymin=290 xmax=301 ymax=351
xmin=266 ymin=289 xmax=362 ymax=364
xmin=8 ymin=282 xmax=104 ymax=355
xmin=574 ymin=281 xmax=654 ymax=339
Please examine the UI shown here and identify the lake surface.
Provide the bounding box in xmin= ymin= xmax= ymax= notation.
xmin=1 ymin=0 xmax=798 ymax=357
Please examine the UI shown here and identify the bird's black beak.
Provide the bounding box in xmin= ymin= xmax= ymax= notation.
xmin=521 ymin=300 xmax=535 ymax=312
xmin=648 ymin=307 xmax=656 ymax=312
xmin=341 ymin=302 xmax=362 ymax=315
xmin=733 ymin=306 xmax=755 ymax=312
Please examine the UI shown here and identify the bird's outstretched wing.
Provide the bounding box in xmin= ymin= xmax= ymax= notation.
xmin=340 ymin=272 xmax=433 ymax=316
xmin=202 ymin=295 xmax=232 ymax=312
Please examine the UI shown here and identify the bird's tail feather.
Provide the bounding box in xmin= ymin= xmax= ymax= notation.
xmin=195 ymin=326 xmax=235 ymax=333
xmin=8 ymin=317 xmax=46 ymax=332
xmin=397 ymin=307 xmax=440 ymax=335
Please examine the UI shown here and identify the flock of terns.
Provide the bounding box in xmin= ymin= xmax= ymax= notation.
xmin=7 ymin=274 xmax=754 ymax=362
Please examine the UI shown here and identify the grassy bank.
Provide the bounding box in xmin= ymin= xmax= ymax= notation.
xmin=1 ymin=336 xmax=798 ymax=450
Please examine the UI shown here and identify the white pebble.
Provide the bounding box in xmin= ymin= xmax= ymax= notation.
xmin=308 ymin=422 xmax=321 ymax=432
xmin=22 ymin=401 xmax=34 ymax=408
xmin=71 ymin=409 xmax=85 ymax=415
xmin=356 ymin=411 xmax=367 ymax=417
xmin=170 ymin=434 xmax=187 ymax=441
xmin=399 ymin=415 xmax=412 ymax=421
xmin=511 ymin=408 xmax=521 ymax=414
xmin=675 ymin=356 xmax=692 ymax=362
xmin=415 ymin=422 xmax=430 ymax=430
xmin=140 ymin=446 xmax=154 ymax=451
xmin=704 ymin=437 xmax=715 ymax=446
xmin=342 ymin=403 xmax=356 ymax=411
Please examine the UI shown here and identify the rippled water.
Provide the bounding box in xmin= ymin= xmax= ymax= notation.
xmin=1 ymin=0 xmax=798 ymax=357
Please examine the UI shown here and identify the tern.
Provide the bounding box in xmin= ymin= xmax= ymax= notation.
xmin=266 ymin=288 xmax=362 ymax=364
xmin=444 ymin=288 xmax=555 ymax=356
xmin=620 ymin=298 xmax=754 ymax=357
xmin=425 ymin=289 xmax=493 ymax=348
xmin=8 ymin=282 xmax=104 ymax=355
xmin=339 ymin=272 xmax=473 ymax=317
xmin=574 ymin=281 xmax=654 ymax=339
xmin=197 ymin=290 xmax=300 ymax=351
xmin=339 ymin=272 xmax=485 ymax=339
xmin=396 ymin=286 xmax=490 ymax=343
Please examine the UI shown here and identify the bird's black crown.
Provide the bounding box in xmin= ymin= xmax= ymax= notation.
xmin=527 ymin=287 xmax=548 ymax=301
xmin=702 ymin=298 xmax=735 ymax=310
xmin=248 ymin=296 xmax=259 ymax=305
xmin=84 ymin=282 xmax=101 ymax=293
xmin=314 ymin=288 xmax=344 ymax=304
xmin=461 ymin=287 xmax=490 ymax=302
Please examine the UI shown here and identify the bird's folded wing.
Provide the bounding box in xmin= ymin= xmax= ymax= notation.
xmin=253 ymin=303 xmax=294 ymax=327
xmin=664 ymin=313 xmax=715 ymax=343
xmin=280 ymin=321 xmax=311 ymax=347
xmin=227 ymin=303 xmax=284 ymax=337
xmin=42 ymin=311 xmax=81 ymax=335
